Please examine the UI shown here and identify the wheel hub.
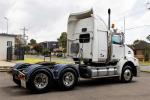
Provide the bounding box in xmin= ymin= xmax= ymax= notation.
xmin=124 ymin=69 xmax=131 ymax=81
xmin=63 ymin=72 xmax=75 ymax=87
xmin=34 ymin=73 xmax=48 ymax=89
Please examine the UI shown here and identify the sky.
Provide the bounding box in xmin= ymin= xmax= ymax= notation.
xmin=0 ymin=0 xmax=150 ymax=44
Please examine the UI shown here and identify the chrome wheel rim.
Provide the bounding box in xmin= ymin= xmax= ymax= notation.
xmin=124 ymin=69 xmax=132 ymax=81
xmin=34 ymin=73 xmax=48 ymax=89
xmin=63 ymin=72 xmax=75 ymax=87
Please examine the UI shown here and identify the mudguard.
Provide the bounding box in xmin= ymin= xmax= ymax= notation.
xmin=52 ymin=64 xmax=79 ymax=79
xmin=12 ymin=63 xmax=31 ymax=77
xmin=24 ymin=64 xmax=54 ymax=81
xmin=13 ymin=63 xmax=30 ymax=69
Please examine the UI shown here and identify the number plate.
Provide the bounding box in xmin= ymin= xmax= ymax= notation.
xmin=21 ymin=80 xmax=26 ymax=88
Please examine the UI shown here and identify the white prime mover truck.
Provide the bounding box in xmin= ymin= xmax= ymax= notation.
xmin=67 ymin=8 xmax=139 ymax=81
xmin=12 ymin=8 xmax=140 ymax=92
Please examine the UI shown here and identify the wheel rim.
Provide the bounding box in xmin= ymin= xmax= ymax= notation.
xmin=123 ymin=69 xmax=132 ymax=81
xmin=63 ymin=72 xmax=75 ymax=87
xmin=34 ymin=73 xmax=48 ymax=89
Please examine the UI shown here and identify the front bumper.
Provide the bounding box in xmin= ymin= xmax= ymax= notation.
xmin=134 ymin=58 xmax=140 ymax=77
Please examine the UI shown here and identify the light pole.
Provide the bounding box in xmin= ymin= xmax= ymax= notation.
xmin=4 ymin=17 xmax=8 ymax=34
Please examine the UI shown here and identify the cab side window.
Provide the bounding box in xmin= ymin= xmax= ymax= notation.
xmin=112 ymin=35 xmax=122 ymax=45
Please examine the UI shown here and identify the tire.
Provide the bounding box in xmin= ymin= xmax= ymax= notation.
xmin=58 ymin=68 xmax=78 ymax=90
xmin=26 ymin=70 xmax=53 ymax=93
xmin=121 ymin=66 xmax=133 ymax=83
xmin=13 ymin=75 xmax=21 ymax=87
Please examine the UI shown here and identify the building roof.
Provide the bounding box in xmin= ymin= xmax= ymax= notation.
xmin=40 ymin=41 xmax=58 ymax=43
xmin=0 ymin=33 xmax=16 ymax=37
xmin=129 ymin=40 xmax=150 ymax=50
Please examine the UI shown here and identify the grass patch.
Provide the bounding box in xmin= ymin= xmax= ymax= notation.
xmin=16 ymin=58 xmax=45 ymax=64
xmin=141 ymin=70 xmax=150 ymax=73
xmin=140 ymin=61 xmax=150 ymax=66
xmin=15 ymin=58 xmax=73 ymax=64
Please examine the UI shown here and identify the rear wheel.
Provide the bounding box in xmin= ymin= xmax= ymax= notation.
xmin=58 ymin=68 xmax=78 ymax=90
xmin=121 ymin=66 xmax=133 ymax=83
xmin=27 ymin=70 xmax=53 ymax=93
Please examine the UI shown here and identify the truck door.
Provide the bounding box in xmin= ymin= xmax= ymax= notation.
xmin=111 ymin=34 xmax=124 ymax=61
xmin=98 ymin=31 xmax=108 ymax=62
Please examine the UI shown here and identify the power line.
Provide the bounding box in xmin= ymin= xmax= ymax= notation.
xmin=113 ymin=7 xmax=147 ymax=22
xmin=113 ymin=1 xmax=149 ymax=22
xmin=126 ymin=25 xmax=150 ymax=30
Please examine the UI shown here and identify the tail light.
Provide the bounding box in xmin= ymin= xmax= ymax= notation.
xmin=18 ymin=72 xmax=25 ymax=80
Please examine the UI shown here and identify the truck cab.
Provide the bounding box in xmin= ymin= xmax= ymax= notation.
xmin=67 ymin=8 xmax=140 ymax=80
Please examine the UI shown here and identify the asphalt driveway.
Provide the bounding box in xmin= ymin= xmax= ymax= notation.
xmin=0 ymin=72 xmax=150 ymax=100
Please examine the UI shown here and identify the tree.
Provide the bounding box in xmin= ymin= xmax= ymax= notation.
xmin=133 ymin=39 xmax=140 ymax=45
xmin=29 ymin=39 xmax=37 ymax=45
xmin=146 ymin=35 xmax=150 ymax=42
xmin=57 ymin=32 xmax=67 ymax=53
xmin=133 ymin=40 xmax=149 ymax=48
xmin=25 ymin=45 xmax=30 ymax=54
xmin=33 ymin=44 xmax=43 ymax=54
xmin=145 ymin=51 xmax=149 ymax=61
